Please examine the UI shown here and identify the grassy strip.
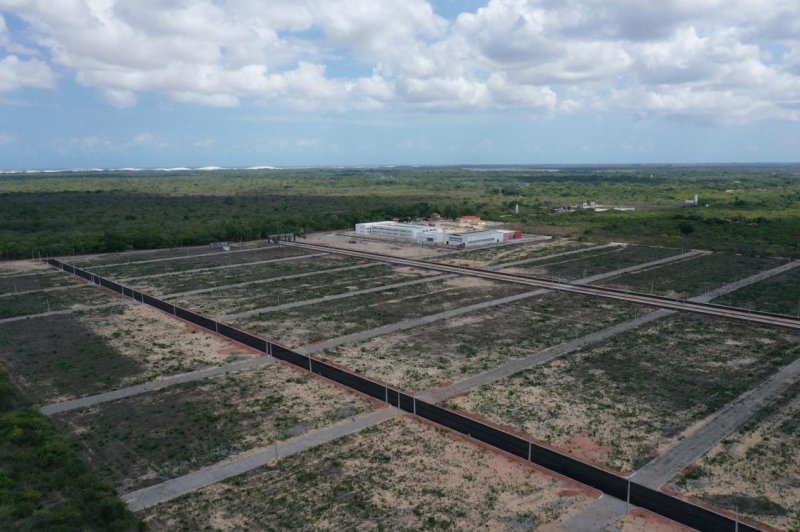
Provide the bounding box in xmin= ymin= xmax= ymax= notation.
xmin=0 ymin=366 xmax=140 ymax=530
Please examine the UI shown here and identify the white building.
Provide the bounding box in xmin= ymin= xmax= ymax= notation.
xmin=446 ymin=229 xmax=510 ymax=248
xmin=355 ymin=221 xmax=442 ymax=244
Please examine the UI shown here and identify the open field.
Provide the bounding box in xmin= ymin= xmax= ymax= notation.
xmin=171 ymin=264 xmax=438 ymax=317
xmin=140 ymin=416 xmax=595 ymax=530
xmin=448 ymin=314 xmax=800 ymax=473
xmin=597 ymin=253 xmax=787 ymax=299
xmin=0 ymin=300 xmax=257 ymax=403
xmin=90 ymin=245 xmax=312 ymax=279
xmin=499 ymin=245 xmax=683 ymax=280
xmin=0 ymin=268 xmax=80 ymax=293
xmin=0 ymin=284 xmax=121 ymax=319
xmin=714 ymin=265 xmax=800 ymax=315
xmin=0 ymin=259 xmax=54 ymax=275
xmin=669 ymin=380 xmax=800 ymax=530
xmin=321 ymin=292 xmax=649 ymax=392
xmin=435 ymin=238 xmax=590 ymax=267
xmin=237 ymin=275 xmax=529 ymax=347
xmin=71 ymin=243 xmax=258 ymax=267
xmin=129 ymin=254 xmax=367 ymax=295
xmin=54 ymin=363 xmax=373 ymax=494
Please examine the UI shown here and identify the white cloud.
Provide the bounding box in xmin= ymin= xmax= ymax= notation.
xmin=0 ymin=54 xmax=55 ymax=91
xmin=0 ymin=0 xmax=799 ymax=121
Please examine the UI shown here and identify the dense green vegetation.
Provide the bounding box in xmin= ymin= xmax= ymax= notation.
xmin=0 ymin=367 xmax=140 ymax=530
xmin=1 ymin=165 xmax=799 ymax=259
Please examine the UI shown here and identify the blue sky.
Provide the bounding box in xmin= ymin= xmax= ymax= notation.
xmin=1 ymin=0 xmax=799 ymax=169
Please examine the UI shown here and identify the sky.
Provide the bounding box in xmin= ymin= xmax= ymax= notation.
xmin=1 ymin=0 xmax=799 ymax=169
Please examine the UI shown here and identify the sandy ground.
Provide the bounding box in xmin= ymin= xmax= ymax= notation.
xmin=449 ymin=315 xmax=800 ymax=474
xmin=438 ymin=239 xmax=586 ymax=268
xmin=81 ymin=303 xmax=259 ymax=385
xmin=668 ymin=382 xmax=800 ymax=530
xmin=141 ymin=416 xmax=595 ymax=530
xmin=56 ymin=362 xmax=373 ymax=493
xmin=614 ymin=508 xmax=693 ymax=531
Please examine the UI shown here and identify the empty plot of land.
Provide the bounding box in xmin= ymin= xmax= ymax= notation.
xmin=320 ymin=292 xmax=649 ymax=392
xmin=669 ymin=380 xmax=800 ymax=530
xmin=92 ymin=246 xmax=313 ymax=279
xmin=499 ymin=245 xmax=684 ymax=281
xmin=0 ymin=259 xmax=54 ymax=275
xmin=0 ymin=269 xmax=80 ymax=293
xmin=54 ymin=364 xmax=373 ymax=494
xmin=70 ymin=243 xmax=257 ymax=267
xmin=714 ymin=265 xmax=800 ymax=315
xmin=597 ymin=253 xmax=786 ymax=299
xmin=129 ymin=255 xmax=367 ymax=296
xmin=448 ymin=314 xmax=800 ymax=474
xmin=435 ymin=238 xmax=589 ymax=268
xmin=0 ymin=301 xmax=257 ymax=403
xmin=140 ymin=416 xmax=595 ymax=530
xmin=170 ymin=264 xmax=438 ymax=317
xmin=237 ymin=276 xmax=530 ymax=347
xmin=0 ymin=284 xmax=117 ymax=319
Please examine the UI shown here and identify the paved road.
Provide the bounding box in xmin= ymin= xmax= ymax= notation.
xmin=558 ymin=495 xmax=629 ymax=531
xmin=119 ymin=252 xmax=329 ymax=281
xmin=418 ymin=309 xmax=673 ymax=403
xmin=693 ymin=260 xmax=800 ymax=303
xmin=632 ymin=355 xmax=800 ymax=489
xmin=220 ymin=274 xmax=457 ymax=320
xmin=287 ymin=241 xmax=800 ymax=330
xmin=0 ymin=301 xmax=129 ymax=325
xmin=161 ymin=263 xmax=376 ymax=299
xmin=122 ymin=407 xmax=400 ymax=511
xmin=41 ymin=356 xmax=277 ymax=416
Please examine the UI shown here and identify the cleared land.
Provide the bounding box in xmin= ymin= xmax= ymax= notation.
xmin=0 ymin=270 xmax=80 ymax=293
xmin=321 ymin=292 xmax=649 ymax=392
xmin=71 ymin=243 xmax=257 ymax=267
xmin=597 ymin=253 xmax=786 ymax=299
xmin=448 ymin=314 xmax=800 ymax=473
xmin=0 ymin=284 xmax=118 ymax=319
xmin=434 ymin=238 xmax=588 ymax=268
xmin=237 ymin=276 xmax=530 ymax=347
xmin=714 ymin=265 xmax=800 ymax=315
xmin=129 ymin=254 xmax=366 ymax=295
xmin=170 ymin=264 xmax=438 ymax=317
xmin=140 ymin=416 xmax=595 ymax=530
xmin=0 ymin=300 xmax=256 ymax=403
xmin=669 ymin=380 xmax=800 ymax=530
xmin=499 ymin=245 xmax=683 ymax=280
xmin=54 ymin=364 xmax=373 ymax=494
xmin=91 ymin=245 xmax=312 ymax=279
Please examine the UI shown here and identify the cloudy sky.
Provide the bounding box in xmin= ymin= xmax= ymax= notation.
xmin=1 ymin=0 xmax=799 ymax=169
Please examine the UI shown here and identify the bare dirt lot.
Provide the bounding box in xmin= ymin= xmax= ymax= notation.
xmin=499 ymin=245 xmax=683 ymax=280
xmin=129 ymin=254 xmax=367 ymax=296
xmin=54 ymin=363 xmax=373 ymax=493
xmin=0 ymin=259 xmax=54 ymax=275
xmin=170 ymin=264 xmax=439 ymax=317
xmin=448 ymin=314 xmax=800 ymax=474
xmin=321 ymin=292 xmax=649 ymax=392
xmin=140 ymin=416 xmax=595 ymax=530
xmin=597 ymin=253 xmax=786 ymax=299
xmin=714 ymin=264 xmax=800 ymax=315
xmin=238 ymin=275 xmax=530 ymax=348
xmin=71 ymin=243 xmax=259 ymax=267
xmin=669 ymin=379 xmax=800 ymax=530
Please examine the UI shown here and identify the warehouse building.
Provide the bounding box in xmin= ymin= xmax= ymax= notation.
xmin=355 ymin=221 xmax=442 ymax=243
xmin=445 ymin=229 xmax=521 ymax=248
